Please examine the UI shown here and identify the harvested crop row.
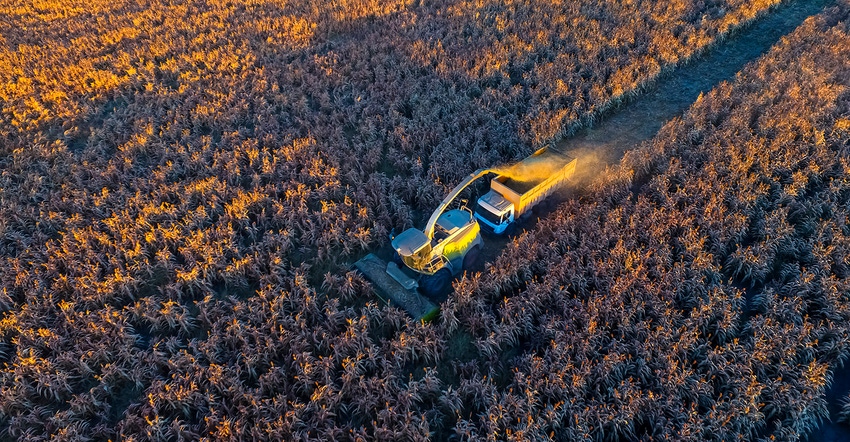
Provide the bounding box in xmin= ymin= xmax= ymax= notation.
xmin=447 ymin=4 xmax=850 ymax=440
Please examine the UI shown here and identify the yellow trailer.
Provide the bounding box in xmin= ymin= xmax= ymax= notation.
xmin=475 ymin=148 xmax=577 ymax=234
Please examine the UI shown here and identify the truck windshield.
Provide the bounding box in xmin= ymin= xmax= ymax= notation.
xmin=474 ymin=204 xmax=503 ymax=225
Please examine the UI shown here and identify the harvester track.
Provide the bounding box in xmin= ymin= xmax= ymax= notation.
xmin=483 ymin=0 xmax=840 ymax=274
xmin=538 ymin=0 xmax=847 ymax=438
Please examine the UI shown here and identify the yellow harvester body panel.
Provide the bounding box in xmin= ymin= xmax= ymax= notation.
xmin=490 ymin=148 xmax=577 ymax=218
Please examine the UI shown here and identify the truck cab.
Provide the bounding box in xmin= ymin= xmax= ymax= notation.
xmin=474 ymin=190 xmax=514 ymax=234
xmin=473 ymin=150 xmax=577 ymax=236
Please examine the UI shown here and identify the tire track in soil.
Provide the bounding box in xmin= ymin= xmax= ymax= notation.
xmin=539 ymin=0 xmax=848 ymax=439
xmin=555 ymin=0 xmax=835 ymax=164
xmin=482 ymin=0 xmax=837 ymax=266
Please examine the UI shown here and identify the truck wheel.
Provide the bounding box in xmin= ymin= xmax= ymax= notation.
xmin=463 ymin=245 xmax=482 ymax=272
xmin=420 ymin=268 xmax=451 ymax=298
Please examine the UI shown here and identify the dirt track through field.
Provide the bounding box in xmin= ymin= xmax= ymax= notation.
xmin=544 ymin=0 xmax=849 ymax=438
xmin=555 ymin=0 xmax=837 ymax=175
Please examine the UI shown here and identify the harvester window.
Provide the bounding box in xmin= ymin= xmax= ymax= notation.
xmin=433 ymin=226 xmax=450 ymax=243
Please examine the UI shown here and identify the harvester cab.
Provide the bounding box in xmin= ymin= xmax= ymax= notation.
xmin=392 ymin=206 xmax=482 ymax=278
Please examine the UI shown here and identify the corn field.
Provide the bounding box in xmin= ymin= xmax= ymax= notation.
xmin=1 ymin=0 xmax=848 ymax=440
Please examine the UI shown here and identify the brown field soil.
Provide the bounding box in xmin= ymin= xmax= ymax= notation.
xmin=548 ymin=1 xmax=850 ymax=438
xmin=557 ymin=0 xmax=837 ymax=170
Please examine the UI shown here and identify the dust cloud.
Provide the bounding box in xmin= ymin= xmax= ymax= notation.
xmin=561 ymin=147 xmax=608 ymax=186
xmin=490 ymin=150 xmax=573 ymax=183
xmin=490 ymin=147 xmax=608 ymax=187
